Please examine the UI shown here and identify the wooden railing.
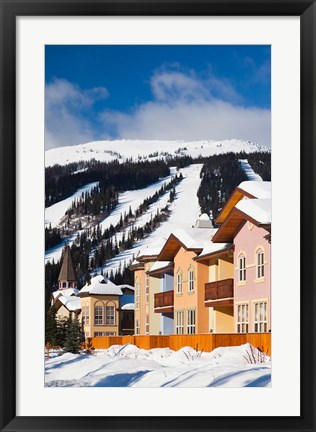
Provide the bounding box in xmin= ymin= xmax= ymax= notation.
xmin=89 ymin=333 xmax=271 ymax=356
xmin=205 ymin=278 xmax=234 ymax=305
xmin=154 ymin=290 xmax=174 ymax=313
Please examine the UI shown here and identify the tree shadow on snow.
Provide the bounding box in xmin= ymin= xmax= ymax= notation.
xmin=207 ymin=367 xmax=271 ymax=387
xmin=93 ymin=370 xmax=151 ymax=387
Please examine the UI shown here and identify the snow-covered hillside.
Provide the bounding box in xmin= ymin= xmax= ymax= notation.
xmin=45 ymin=138 xmax=268 ymax=167
xmin=45 ymin=343 xmax=271 ymax=387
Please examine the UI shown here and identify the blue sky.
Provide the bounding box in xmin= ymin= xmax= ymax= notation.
xmin=45 ymin=45 xmax=271 ymax=149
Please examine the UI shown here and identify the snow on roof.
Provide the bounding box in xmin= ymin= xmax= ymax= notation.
xmin=197 ymin=242 xmax=232 ymax=259
xmin=150 ymin=261 xmax=173 ymax=272
xmin=236 ymin=198 xmax=271 ymax=224
xmin=172 ymin=227 xmax=217 ymax=249
xmin=59 ymin=296 xmax=81 ymax=312
xmin=138 ymin=243 xmax=164 ymax=258
xmin=238 ymin=181 xmax=271 ymax=199
xmin=52 ymin=288 xmax=79 ymax=299
xmin=79 ymin=274 xmax=123 ymax=296
xmin=121 ymin=303 xmax=135 ymax=310
xmin=117 ymin=284 xmax=135 ymax=291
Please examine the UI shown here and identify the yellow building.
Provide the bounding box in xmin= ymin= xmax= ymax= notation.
xmin=195 ymin=245 xmax=234 ymax=333
xmin=78 ymin=275 xmax=122 ymax=338
xmin=130 ymin=248 xmax=163 ymax=335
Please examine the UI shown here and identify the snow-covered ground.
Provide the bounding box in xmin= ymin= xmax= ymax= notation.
xmin=46 ymin=138 xmax=267 ymax=167
xmin=45 ymin=181 xmax=99 ymax=227
xmin=45 ymin=343 xmax=271 ymax=387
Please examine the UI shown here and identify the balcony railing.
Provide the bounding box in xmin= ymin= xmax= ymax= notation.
xmin=154 ymin=290 xmax=174 ymax=313
xmin=205 ymin=278 xmax=234 ymax=306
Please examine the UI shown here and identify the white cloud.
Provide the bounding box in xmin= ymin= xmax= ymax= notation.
xmin=101 ymin=69 xmax=271 ymax=147
xmin=45 ymin=78 xmax=108 ymax=149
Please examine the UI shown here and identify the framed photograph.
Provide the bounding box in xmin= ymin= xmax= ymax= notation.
xmin=1 ymin=0 xmax=315 ymax=431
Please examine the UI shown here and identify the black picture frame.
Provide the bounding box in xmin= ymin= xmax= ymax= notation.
xmin=0 ymin=1 xmax=315 ymax=431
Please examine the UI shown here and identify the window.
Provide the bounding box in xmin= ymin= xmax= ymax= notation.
xmin=176 ymin=271 xmax=183 ymax=294
xmin=145 ymin=315 xmax=149 ymax=335
xmin=175 ymin=311 xmax=184 ymax=334
xmin=135 ymin=280 xmax=140 ymax=309
xmin=237 ymin=304 xmax=248 ymax=333
xmin=82 ymin=305 xmax=89 ymax=326
xmin=256 ymin=249 xmax=265 ymax=278
xmin=135 ymin=319 xmax=140 ymax=335
xmin=94 ymin=304 xmax=103 ymax=325
xmin=188 ymin=268 xmax=194 ymax=292
xmin=145 ymin=274 xmax=149 ymax=303
xmin=254 ymin=302 xmax=267 ymax=332
xmin=62 ymin=282 xmax=67 ymax=288
xmin=94 ymin=332 xmax=116 ymax=336
xmin=186 ymin=309 xmax=196 ymax=334
xmin=238 ymin=254 xmax=246 ymax=282
xmin=106 ymin=305 xmax=115 ymax=325
xmin=69 ymin=281 xmax=73 ymax=288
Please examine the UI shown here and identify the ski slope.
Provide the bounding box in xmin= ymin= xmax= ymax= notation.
xmin=45 ymin=181 xmax=99 ymax=228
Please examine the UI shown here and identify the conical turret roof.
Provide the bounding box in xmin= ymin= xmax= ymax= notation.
xmin=58 ymin=246 xmax=77 ymax=282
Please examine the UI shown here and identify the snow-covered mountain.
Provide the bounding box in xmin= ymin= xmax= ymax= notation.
xmin=45 ymin=138 xmax=268 ymax=167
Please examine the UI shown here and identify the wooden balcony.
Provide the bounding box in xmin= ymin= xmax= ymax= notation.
xmin=154 ymin=290 xmax=174 ymax=314
xmin=205 ymin=278 xmax=234 ymax=307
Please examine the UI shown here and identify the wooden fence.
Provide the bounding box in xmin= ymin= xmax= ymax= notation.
xmin=90 ymin=333 xmax=271 ymax=356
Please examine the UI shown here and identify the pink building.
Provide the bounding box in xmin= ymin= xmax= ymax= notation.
xmin=213 ymin=181 xmax=271 ymax=333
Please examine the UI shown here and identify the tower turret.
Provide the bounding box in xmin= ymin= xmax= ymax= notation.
xmin=58 ymin=246 xmax=77 ymax=290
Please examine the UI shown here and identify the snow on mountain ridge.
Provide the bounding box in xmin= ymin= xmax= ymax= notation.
xmin=45 ymin=138 xmax=269 ymax=168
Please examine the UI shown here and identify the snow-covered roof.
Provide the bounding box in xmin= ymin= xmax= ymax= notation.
xmin=172 ymin=227 xmax=217 ymax=249
xmin=236 ymin=198 xmax=271 ymax=224
xmin=199 ymin=213 xmax=210 ymax=221
xmin=117 ymin=284 xmax=135 ymax=292
xmin=150 ymin=261 xmax=173 ymax=272
xmin=197 ymin=242 xmax=232 ymax=259
xmin=137 ymin=243 xmax=164 ymax=259
xmin=59 ymin=296 xmax=81 ymax=312
xmin=52 ymin=288 xmax=79 ymax=299
xmin=79 ymin=275 xmax=123 ymax=296
xmin=121 ymin=303 xmax=135 ymax=310
xmin=238 ymin=181 xmax=271 ymax=199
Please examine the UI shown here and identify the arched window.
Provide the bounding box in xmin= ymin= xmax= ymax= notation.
xmin=62 ymin=281 xmax=67 ymax=288
xmin=238 ymin=253 xmax=246 ymax=282
xmin=94 ymin=302 xmax=104 ymax=325
xmin=256 ymin=248 xmax=265 ymax=278
xmin=176 ymin=270 xmax=183 ymax=294
xmin=69 ymin=281 xmax=73 ymax=288
xmin=106 ymin=302 xmax=115 ymax=325
xmin=188 ymin=267 xmax=194 ymax=292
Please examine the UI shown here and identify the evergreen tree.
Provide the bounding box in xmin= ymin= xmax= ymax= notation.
xmin=45 ymin=311 xmax=58 ymax=346
xmin=64 ymin=316 xmax=84 ymax=354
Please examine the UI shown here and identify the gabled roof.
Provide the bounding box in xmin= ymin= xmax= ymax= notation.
xmin=58 ymin=246 xmax=77 ymax=282
xmin=52 ymin=287 xmax=79 ymax=301
xmin=158 ymin=228 xmax=216 ymax=261
xmin=212 ymin=199 xmax=271 ymax=243
xmin=195 ymin=243 xmax=232 ymax=262
xmin=129 ymin=260 xmax=145 ymax=271
xmin=215 ymin=181 xmax=271 ymax=225
xmin=148 ymin=261 xmax=174 ymax=276
xmin=78 ymin=275 xmax=123 ymax=296
xmin=58 ymin=296 xmax=81 ymax=312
